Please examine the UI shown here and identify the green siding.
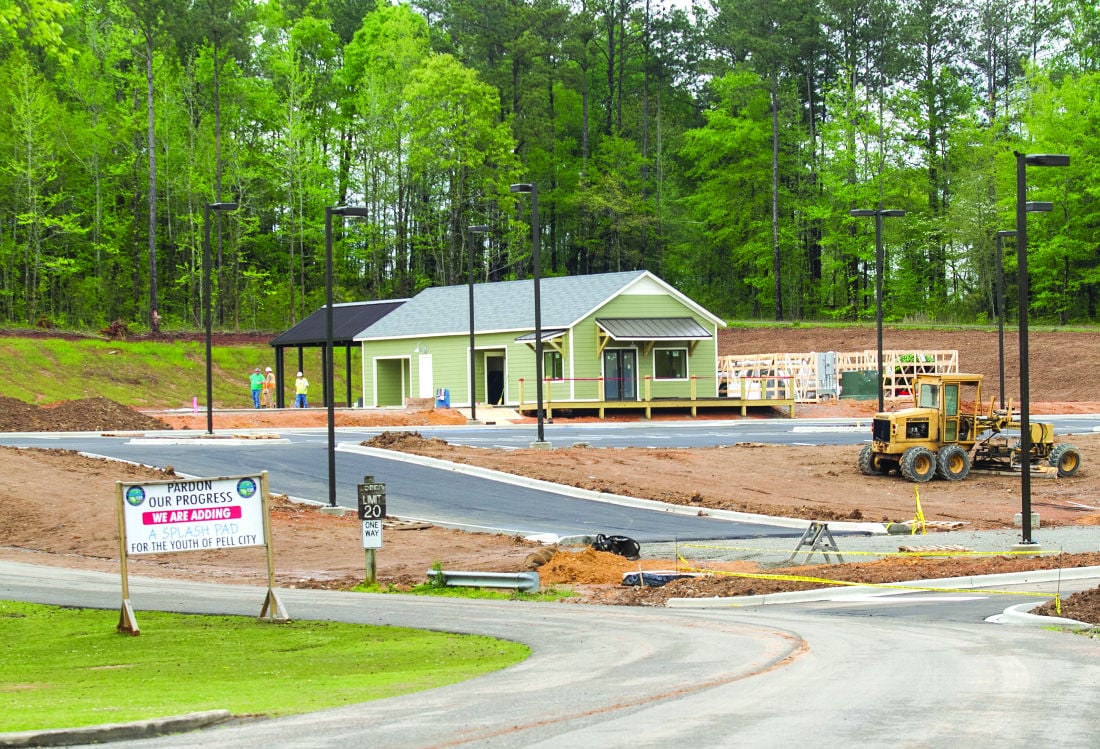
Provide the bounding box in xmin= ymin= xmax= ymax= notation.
xmin=361 ymin=285 xmax=720 ymax=407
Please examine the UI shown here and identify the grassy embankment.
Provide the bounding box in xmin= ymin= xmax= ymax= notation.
xmin=0 ymin=336 xmax=348 ymax=410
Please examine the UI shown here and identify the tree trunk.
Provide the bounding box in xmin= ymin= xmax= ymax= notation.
xmin=145 ymin=33 xmax=158 ymax=334
xmin=771 ymin=73 xmax=782 ymax=321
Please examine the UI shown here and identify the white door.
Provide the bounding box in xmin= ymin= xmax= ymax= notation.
xmin=418 ymin=354 xmax=434 ymax=398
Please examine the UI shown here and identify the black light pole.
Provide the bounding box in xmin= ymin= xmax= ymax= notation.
xmin=202 ymin=201 xmax=238 ymax=435
xmin=995 ymin=204 xmax=1053 ymax=411
xmin=510 ymin=183 xmax=547 ymax=445
xmin=324 ymin=205 xmax=370 ymax=507
xmin=994 ymin=230 xmax=1016 ymax=410
xmin=849 ymin=207 xmax=906 ymax=412
xmin=466 ymin=225 xmax=489 ymax=424
xmin=1015 ymin=152 xmax=1069 ymax=547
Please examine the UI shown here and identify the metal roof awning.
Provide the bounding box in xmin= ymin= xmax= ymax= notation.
xmin=514 ymin=328 xmax=567 ymax=355
xmin=514 ymin=328 xmax=568 ymax=343
xmin=595 ymin=317 xmax=712 ymax=355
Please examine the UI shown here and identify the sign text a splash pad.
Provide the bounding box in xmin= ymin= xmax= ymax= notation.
xmin=120 ymin=476 xmax=265 ymax=555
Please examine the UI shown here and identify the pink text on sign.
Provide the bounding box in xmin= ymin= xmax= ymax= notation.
xmin=142 ymin=505 xmax=242 ymax=525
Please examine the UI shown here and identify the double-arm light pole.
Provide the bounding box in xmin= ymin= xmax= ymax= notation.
xmin=509 ymin=183 xmax=547 ymax=445
xmin=1014 ymin=152 xmax=1069 ymax=547
xmin=849 ymin=207 xmax=906 ymax=412
xmin=202 ymin=201 xmax=238 ymax=435
xmin=324 ymin=205 xmax=370 ymax=507
xmin=466 ymin=225 xmax=490 ymax=424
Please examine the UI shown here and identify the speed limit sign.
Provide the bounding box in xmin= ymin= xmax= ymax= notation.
xmin=357 ymin=475 xmax=386 ymax=520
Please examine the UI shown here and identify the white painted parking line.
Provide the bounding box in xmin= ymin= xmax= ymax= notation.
xmin=792 ymin=426 xmax=869 ymax=433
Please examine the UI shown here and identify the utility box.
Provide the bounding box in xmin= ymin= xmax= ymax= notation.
xmin=815 ymin=351 xmax=838 ymax=399
xmin=434 ymin=388 xmax=450 ymax=408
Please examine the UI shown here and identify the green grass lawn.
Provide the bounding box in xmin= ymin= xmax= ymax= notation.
xmin=0 ymin=600 xmax=528 ymax=733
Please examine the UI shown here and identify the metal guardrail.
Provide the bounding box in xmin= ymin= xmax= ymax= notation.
xmin=425 ymin=570 xmax=540 ymax=592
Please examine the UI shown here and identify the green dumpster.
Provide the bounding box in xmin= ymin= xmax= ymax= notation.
xmin=839 ymin=370 xmax=878 ymax=400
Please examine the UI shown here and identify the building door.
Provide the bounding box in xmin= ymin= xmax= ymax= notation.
xmin=418 ymin=354 xmax=433 ymax=398
xmin=603 ymin=349 xmax=637 ymax=401
xmin=486 ymin=354 xmax=505 ymax=405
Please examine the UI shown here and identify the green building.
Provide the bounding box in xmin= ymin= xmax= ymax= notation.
xmin=355 ymin=270 xmax=725 ymax=411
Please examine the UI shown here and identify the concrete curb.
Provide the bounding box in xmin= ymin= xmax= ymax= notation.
xmin=986 ymin=601 xmax=1094 ymax=630
xmin=666 ymin=565 xmax=1100 ymax=610
xmin=0 ymin=710 xmax=233 ymax=747
xmin=127 ymin=437 xmax=291 ymax=446
xmin=339 ymin=443 xmax=888 ymax=537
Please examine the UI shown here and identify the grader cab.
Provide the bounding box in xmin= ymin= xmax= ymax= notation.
xmin=858 ymin=373 xmax=1081 ymax=483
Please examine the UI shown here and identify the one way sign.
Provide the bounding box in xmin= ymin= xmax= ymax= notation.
xmin=361 ymin=519 xmax=383 ymax=549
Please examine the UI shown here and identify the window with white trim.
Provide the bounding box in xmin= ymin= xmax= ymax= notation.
xmin=543 ymin=350 xmax=564 ymax=380
xmin=654 ymin=348 xmax=687 ymax=379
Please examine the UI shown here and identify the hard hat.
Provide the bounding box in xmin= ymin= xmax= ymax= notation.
xmin=265 ymin=367 xmax=272 ymax=372
xmin=253 ymin=368 xmax=260 ymax=372
xmin=297 ymin=371 xmax=303 ymax=377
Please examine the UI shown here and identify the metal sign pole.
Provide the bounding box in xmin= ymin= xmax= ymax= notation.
xmin=358 ymin=475 xmax=385 ymax=584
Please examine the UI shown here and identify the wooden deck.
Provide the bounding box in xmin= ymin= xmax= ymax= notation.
xmin=515 ymin=396 xmax=795 ymax=419
xmin=514 ymin=376 xmax=795 ymax=419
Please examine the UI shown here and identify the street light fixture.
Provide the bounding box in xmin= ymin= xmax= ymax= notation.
xmin=202 ymin=201 xmax=238 ymax=435
xmin=466 ymin=225 xmax=490 ymax=424
xmin=510 ymin=183 xmax=548 ymax=446
xmin=849 ymin=207 xmax=906 ymax=412
xmin=1014 ymin=152 xmax=1069 ymax=547
xmin=324 ymin=205 xmax=370 ymax=508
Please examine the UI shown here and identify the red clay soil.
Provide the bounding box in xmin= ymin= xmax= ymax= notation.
xmin=1 ymin=326 xmax=1100 ymax=623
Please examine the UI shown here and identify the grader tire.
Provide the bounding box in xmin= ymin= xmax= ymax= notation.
xmin=936 ymin=445 xmax=971 ymax=481
xmin=1049 ymin=443 xmax=1082 ymax=478
xmin=900 ymin=446 xmax=936 ymax=483
xmin=858 ymin=445 xmax=891 ymax=475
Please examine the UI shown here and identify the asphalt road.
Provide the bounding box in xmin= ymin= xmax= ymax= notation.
xmin=4 ymin=561 xmax=1098 ymax=748
xmin=345 ymin=413 xmax=1100 ymax=449
xmin=1 ymin=413 xmax=1093 ymax=542
xmin=0 ymin=430 xmax=874 ymax=543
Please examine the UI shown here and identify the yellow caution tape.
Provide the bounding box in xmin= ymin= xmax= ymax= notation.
xmin=912 ymin=485 xmax=926 ymax=535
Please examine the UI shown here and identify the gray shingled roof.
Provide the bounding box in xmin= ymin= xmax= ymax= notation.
xmin=356 ymin=270 xmax=660 ymax=340
xmin=270 ymin=300 xmax=407 ymax=347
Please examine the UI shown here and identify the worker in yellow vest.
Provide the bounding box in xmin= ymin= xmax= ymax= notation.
xmin=294 ymin=371 xmax=309 ymax=408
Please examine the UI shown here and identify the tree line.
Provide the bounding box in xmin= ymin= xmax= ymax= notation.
xmin=1 ymin=0 xmax=1098 ymax=332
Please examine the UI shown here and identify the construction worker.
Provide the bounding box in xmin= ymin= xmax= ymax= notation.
xmin=249 ymin=368 xmax=264 ymax=409
xmin=294 ymin=371 xmax=309 ymax=408
xmin=262 ymin=367 xmax=276 ymax=408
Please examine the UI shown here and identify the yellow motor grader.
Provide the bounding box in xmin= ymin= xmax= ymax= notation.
xmin=857 ymin=373 xmax=1082 ymax=483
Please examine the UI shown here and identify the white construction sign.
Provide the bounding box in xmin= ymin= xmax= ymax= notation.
xmin=115 ymin=472 xmax=287 ymax=634
xmin=120 ymin=476 xmax=266 ymax=555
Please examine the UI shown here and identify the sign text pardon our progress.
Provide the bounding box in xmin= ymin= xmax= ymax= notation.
xmin=121 ymin=477 xmax=265 ymax=555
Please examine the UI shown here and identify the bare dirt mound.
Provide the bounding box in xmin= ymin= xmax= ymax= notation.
xmin=0 ymin=396 xmax=172 ymax=432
